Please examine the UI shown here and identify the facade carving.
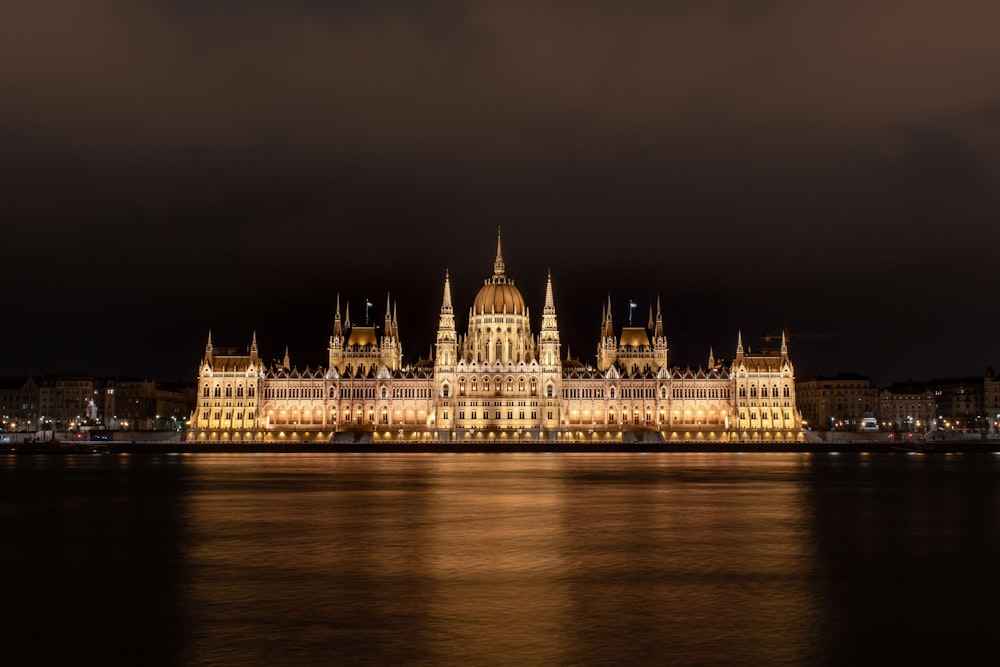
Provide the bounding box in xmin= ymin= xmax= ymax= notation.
xmin=190 ymin=233 xmax=803 ymax=443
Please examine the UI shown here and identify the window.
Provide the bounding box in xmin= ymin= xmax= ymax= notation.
xmin=443 ymin=384 xmax=450 ymax=398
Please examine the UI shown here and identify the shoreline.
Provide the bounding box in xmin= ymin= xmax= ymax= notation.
xmin=9 ymin=440 xmax=999 ymax=455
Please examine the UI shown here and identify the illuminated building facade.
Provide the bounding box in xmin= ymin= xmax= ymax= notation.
xmin=190 ymin=234 xmax=803 ymax=444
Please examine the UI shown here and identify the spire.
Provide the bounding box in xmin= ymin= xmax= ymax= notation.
xmin=654 ymin=295 xmax=664 ymax=338
xmin=708 ymin=346 xmax=715 ymax=368
xmin=384 ymin=292 xmax=392 ymax=336
xmin=442 ymin=269 xmax=453 ymax=311
xmin=544 ymin=270 xmax=555 ymax=311
xmin=204 ymin=330 xmax=213 ymax=364
xmin=781 ymin=329 xmax=788 ymax=356
xmin=283 ymin=346 xmax=290 ymax=370
xmin=250 ymin=331 xmax=258 ymax=357
xmin=333 ymin=293 xmax=343 ymax=337
xmin=345 ymin=301 xmax=351 ymax=329
xmin=493 ymin=226 xmax=505 ymax=276
xmin=604 ymin=294 xmax=614 ymax=338
xmin=736 ymin=330 xmax=744 ymax=357
xmin=647 ymin=304 xmax=654 ymax=330
xmin=541 ymin=270 xmax=558 ymax=333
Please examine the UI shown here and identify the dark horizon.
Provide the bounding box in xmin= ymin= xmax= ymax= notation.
xmin=3 ymin=1 xmax=998 ymax=387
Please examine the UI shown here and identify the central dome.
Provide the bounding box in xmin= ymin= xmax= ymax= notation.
xmin=473 ymin=278 xmax=526 ymax=315
xmin=471 ymin=229 xmax=527 ymax=315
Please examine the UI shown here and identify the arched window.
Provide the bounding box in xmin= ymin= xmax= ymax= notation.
xmin=442 ymin=384 xmax=450 ymax=398
xmin=783 ymin=384 xmax=790 ymax=398
xmin=472 ymin=378 xmax=478 ymax=392
xmin=546 ymin=384 xmax=554 ymax=398
xmin=519 ymin=378 xmax=525 ymax=392
xmin=380 ymin=386 xmax=387 ymax=399
xmin=214 ymin=386 xmax=221 ymax=398
xmin=203 ymin=386 xmax=209 ymax=397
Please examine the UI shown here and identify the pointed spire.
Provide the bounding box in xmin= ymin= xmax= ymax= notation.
xmin=654 ymin=295 xmax=664 ymax=338
xmin=647 ymin=304 xmax=654 ymax=330
xmin=493 ymin=226 xmax=505 ymax=276
xmin=544 ymin=270 xmax=555 ymax=311
xmin=204 ymin=330 xmax=214 ymax=363
xmin=345 ymin=301 xmax=351 ymax=328
xmin=283 ymin=346 xmax=290 ymax=370
xmin=708 ymin=346 xmax=715 ymax=368
xmin=384 ymin=292 xmax=393 ymax=336
xmin=736 ymin=330 xmax=744 ymax=357
xmin=333 ymin=293 xmax=343 ymax=337
xmin=250 ymin=331 xmax=258 ymax=356
xmin=442 ymin=269 xmax=453 ymax=311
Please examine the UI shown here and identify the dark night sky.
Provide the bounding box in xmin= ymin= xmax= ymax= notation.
xmin=2 ymin=1 xmax=999 ymax=387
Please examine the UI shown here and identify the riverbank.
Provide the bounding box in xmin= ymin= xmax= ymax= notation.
xmin=9 ymin=440 xmax=999 ymax=455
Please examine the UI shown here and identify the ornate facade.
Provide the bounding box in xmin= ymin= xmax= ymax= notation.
xmin=190 ymin=234 xmax=803 ymax=444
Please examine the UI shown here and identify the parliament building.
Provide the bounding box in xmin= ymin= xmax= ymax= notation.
xmin=190 ymin=234 xmax=803 ymax=444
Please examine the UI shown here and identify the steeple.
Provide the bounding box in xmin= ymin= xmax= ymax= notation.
xmin=283 ymin=345 xmax=290 ymax=370
xmin=654 ymin=295 xmax=664 ymax=338
xmin=384 ymin=292 xmax=392 ymax=337
xmin=603 ymin=294 xmax=614 ymax=338
xmin=647 ymin=304 xmax=654 ymax=330
xmin=344 ymin=301 xmax=351 ymax=329
xmin=493 ymin=226 xmax=505 ymax=277
xmin=708 ymin=346 xmax=715 ymax=368
xmin=333 ymin=293 xmax=343 ymax=337
xmin=441 ymin=269 xmax=453 ymax=312
xmin=250 ymin=331 xmax=258 ymax=360
xmin=203 ymin=330 xmax=213 ymax=365
xmin=736 ymin=330 xmax=745 ymax=359
xmin=781 ymin=330 xmax=788 ymax=357
xmin=435 ymin=269 xmax=457 ymax=368
xmin=539 ymin=270 xmax=560 ymax=367
xmin=544 ymin=270 xmax=556 ymax=312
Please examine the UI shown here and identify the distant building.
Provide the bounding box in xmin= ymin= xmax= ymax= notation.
xmin=928 ymin=377 xmax=985 ymax=432
xmin=0 ymin=376 xmax=39 ymax=431
xmin=795 ymin=373 xmax=878 ymax=431
xmin=879 ymin=381 xmax=936 ymax=432
xmin=103 ymin=379 xmax=196 ymax=431
xmin=38 ymin=372 xmax=98 ymax=430
xmin=986 ymin=368 xmax=1000 ymax=434
xmin=191 ymin=233 xmax=804 ymax=444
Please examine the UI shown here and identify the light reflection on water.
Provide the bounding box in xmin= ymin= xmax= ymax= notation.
xmin=3 ymin=452 xmax=998 ymax=666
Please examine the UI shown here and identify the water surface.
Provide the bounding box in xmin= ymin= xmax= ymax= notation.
xmin=2 ymin=452 xmax=997 ymax=665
